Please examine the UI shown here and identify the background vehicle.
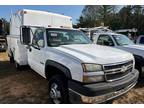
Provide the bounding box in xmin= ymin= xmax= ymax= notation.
xmin=92 ymin=31 xmax=144 ymax=78
xmin=115 ymin=28 xmax=138 ymax=42
xmin=0 ymin=35 xmax=7 ymax=52
xmin=136 ymin=35 xmax=144 ymax=45
xmin=0 ymin=20 xmax=7 ymax=52
xmin=7 ymin=9 xmax=139 ymax=104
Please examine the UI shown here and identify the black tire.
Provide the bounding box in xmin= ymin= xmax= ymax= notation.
xmin=15 ymin=62 xmax=22 ymax=70
xmin=48 ymin=75 xmax=69 ymax=104
xmin=10 ymin=56 xmax=14 ymax=63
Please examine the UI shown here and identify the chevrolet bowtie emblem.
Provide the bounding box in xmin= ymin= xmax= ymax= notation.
xmin=121 ymin=66 xmax=127 ymax=73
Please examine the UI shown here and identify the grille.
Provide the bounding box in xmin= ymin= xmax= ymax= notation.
xmin=104 ymin=60 xmax=133 ymax=82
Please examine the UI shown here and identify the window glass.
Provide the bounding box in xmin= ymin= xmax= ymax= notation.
xmin=46 ymin=29 xmax=91 ymax=47
xmin=140 ymin=37 xmax=144 ymax=44
xmin=112 ymin=35 xmax=134 ymax=46
xmin=97 ymin=35 xmax=114 ymax=46
xmin=32 ymin=29 xmax=45 ymax=48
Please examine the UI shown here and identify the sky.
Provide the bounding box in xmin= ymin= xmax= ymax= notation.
xmin=0 ymin=5 xmax=84 ymax=24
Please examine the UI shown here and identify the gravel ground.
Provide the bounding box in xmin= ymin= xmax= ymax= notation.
xmin=0 ymin=52 xmax=144 ymax=104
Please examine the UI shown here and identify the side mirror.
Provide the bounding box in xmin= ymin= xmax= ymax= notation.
xmin=21 ymin=27 xmax=31 ymax=45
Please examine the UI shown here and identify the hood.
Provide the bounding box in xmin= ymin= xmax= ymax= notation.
xmin=116 ymin=45 xmax=144 ymax=58
xmin=54 ymin=44 xmax=133 ymax=65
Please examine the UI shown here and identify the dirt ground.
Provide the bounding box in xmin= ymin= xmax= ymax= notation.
xmin=0 ymin=52 xmax=144 ymax=104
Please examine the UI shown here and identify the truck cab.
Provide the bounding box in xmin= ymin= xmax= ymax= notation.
xmin=7 ymin=9 xmax=139 ymax=104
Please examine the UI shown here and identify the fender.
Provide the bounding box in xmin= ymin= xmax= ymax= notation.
xmin=45 ymin=60 xmax=72 ymax=79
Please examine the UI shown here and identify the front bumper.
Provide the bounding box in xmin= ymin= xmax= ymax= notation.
xmin=68 ymin=69 xmax=139 ymax=104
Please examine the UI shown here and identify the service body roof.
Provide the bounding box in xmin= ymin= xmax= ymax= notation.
xmin=20 ymin=9 xmax=72 ymax=28
xmin=10 ymin=9 xmax=73 ymax=36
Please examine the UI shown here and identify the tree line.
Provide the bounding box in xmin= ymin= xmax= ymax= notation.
xmin=76 ymin=5 xmax=144 ymax=35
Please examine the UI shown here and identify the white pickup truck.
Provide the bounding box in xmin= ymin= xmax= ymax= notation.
xmin=92 ymin=32 xmax=144 ymax=78
xmin=7 ymin=9 xmax=139 ymax=104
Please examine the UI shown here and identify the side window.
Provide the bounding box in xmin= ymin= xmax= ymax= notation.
xmin=32 ymin=29 xmax=45 ymax=48
xmin=139 ymin=37 xmax=144 ymax=44
xmin=97 ymin=35 xmax=114 ymax=46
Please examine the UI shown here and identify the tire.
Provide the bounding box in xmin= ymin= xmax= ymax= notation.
xmin=48 ymin=75 xmax=69 ymax=104
xmin=10 ymin=56 xmax=14 ymax=63
xmin=15 ymin=62 xmax=22 ymax=70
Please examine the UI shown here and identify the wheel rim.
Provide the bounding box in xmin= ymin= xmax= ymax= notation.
xmin=50 ymin=83 xmax=62 ymax=104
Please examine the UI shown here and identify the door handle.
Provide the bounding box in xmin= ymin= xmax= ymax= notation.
xmin=26 ymin=45 xmax=32 ymax=52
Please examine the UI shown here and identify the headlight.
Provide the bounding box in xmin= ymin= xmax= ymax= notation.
xmin=82 ymin=63 xmax=104 ymax=83
xmin=83 ymin=75 xmax=104 ymax=83
xmin=82 ymin=63 xmax=103 ymax=72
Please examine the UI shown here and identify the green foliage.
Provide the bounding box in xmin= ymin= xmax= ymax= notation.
xmin=77 ymin=5 xmax=115 ymax=27
xmin=77 ymin=5 xmax=144 ymax=35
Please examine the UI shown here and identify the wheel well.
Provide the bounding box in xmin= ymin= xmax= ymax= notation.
xmin=45 ymin=65 xmax=66 ymax=80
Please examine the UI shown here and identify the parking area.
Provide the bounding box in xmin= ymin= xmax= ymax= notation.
xmin=0 ymin=52 xmax=144 ymax=104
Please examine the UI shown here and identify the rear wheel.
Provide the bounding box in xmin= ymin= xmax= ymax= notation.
xmin=15 ymin=62 xmax=22 ymax=70
xmin=49 ymin=75 xmax=69 ymax=104
xmin=9 ymin=56 xmax=14 ymax=63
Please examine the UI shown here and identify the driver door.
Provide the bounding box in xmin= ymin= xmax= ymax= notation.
xmin=28 ymin=28 xmax=46 ymax=77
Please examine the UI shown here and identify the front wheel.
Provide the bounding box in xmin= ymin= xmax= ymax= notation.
xmin=48 ymin=75 xmax=69 ymax=104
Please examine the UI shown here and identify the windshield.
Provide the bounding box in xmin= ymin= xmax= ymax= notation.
xmin=112 ymin=34 xmax=134 ymax=46
xmin=46 ymin=29 xmax=91 ymax=47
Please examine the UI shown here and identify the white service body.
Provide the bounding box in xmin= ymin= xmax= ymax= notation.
xmin=7 ymin=9 xmax=72 ymax=66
